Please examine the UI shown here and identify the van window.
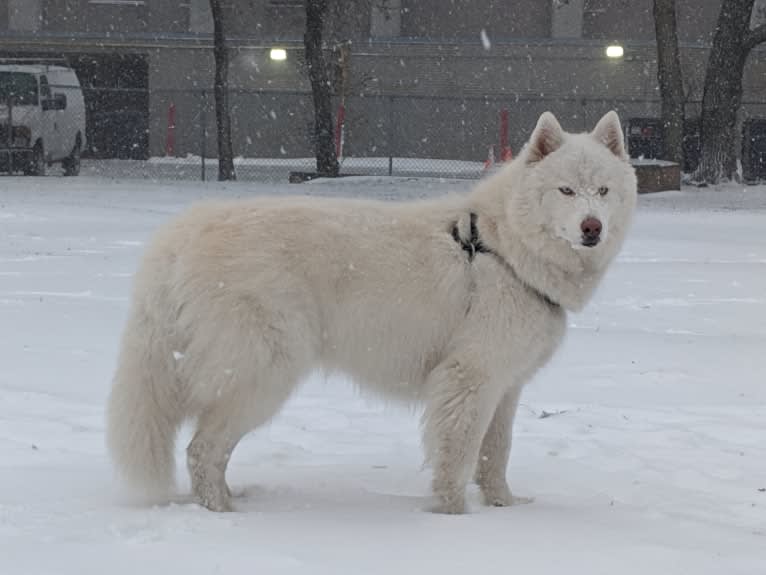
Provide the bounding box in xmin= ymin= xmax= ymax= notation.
xmin=0 ymin=72 xmax=39 ymax=106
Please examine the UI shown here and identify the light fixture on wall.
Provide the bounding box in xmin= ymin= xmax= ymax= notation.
xmin=605 ymin=45 xmax=624 ymax=59
xmin=270 ymin=48 xmax=287 ymax=61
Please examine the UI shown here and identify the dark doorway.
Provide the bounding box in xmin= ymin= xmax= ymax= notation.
xmin=743 ymin=119 xmax=766 ymax=182
xmin=71 ymin=54 xmax=149 ymax=160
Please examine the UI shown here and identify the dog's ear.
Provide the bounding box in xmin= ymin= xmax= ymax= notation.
xmin=592 ymin=111 xmax=627 ymax=160
xmin=526 ymin=111 xmax=564 ymax=164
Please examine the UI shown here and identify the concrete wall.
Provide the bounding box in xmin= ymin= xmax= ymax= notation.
xmin=582 ymin=0 xmax=722 ymax=43
xmin=41 ymin=0 xmax=189 ymax=34
xmin=43 ymin=0 xmax=148 ymax=34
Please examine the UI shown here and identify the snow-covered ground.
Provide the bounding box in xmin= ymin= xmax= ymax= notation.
xmin=0 ymin=176 xmax=764 ymax=574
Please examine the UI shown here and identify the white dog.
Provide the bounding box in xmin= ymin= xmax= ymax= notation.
xmin=107 ymin=111 xmax=637 ymax=514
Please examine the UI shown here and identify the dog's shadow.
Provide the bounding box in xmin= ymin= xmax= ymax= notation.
xmin=231 ymin=483 xmax=430 ymax=514
xmin=165 ymin=486 xmax=427 ymax=516
xmin=167 ymin=481 xmax=527 ymax=516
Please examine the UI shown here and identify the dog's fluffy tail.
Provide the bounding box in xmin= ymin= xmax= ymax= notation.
xmin=106 ymin=313 xmax=182 ymax=504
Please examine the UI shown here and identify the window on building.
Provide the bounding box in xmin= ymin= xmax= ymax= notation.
xmin=85 ymin=0 xmax=148 ymax=33
xmin=0 ymin=0 xmax=9 ymax=30
xmin=400 ymin=0 xmax=551 ymax=41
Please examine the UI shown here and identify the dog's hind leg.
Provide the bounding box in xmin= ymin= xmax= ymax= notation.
xmin=422 ymin=359 xmax=500 ymax=514
xmin=186 ymin=353 xmax=305 ymax=512
xmin=474 ymin=386 xmax=531 ymax=507
xmin=184 ymin=297 xmax=317 ymax=512
xmin=187 ymin=403 xmax=249 ymax=512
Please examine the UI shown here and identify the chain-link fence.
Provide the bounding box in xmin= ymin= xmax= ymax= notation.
xmin=5 ymin=86 xmax=627 ymax=183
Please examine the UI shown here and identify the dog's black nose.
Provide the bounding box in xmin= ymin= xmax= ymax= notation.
xmin=580 ymin=217 xmax=602 ymax=246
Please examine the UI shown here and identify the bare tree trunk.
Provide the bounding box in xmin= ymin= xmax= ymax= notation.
xmin=653 ymin=0 xmax=685 ymax=165
xmin=209 ymin=0 xmax=236 ymax=181
xmin=693 ymin=0 xmax=766 ymax=184
xmin=305 ymin=0 xmax=339 ymax=177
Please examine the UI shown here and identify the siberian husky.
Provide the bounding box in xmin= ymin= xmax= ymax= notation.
xmin=107 ymin=111 xmax=637 ymax=513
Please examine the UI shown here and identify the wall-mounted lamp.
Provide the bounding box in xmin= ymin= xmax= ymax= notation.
xmin=270 ymin=48 xmax=287 ymax=61
xmin=606 ymin=45 xmax=624 ymax=59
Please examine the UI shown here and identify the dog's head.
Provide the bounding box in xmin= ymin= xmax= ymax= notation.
xmin=507 ymin=110 xmax=637 ymax=270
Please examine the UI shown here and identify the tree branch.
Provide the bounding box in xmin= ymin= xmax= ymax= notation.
xmin=744 ymin=23 xmax=766 ymax=51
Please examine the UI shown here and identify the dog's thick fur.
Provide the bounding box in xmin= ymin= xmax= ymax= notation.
xmin=107 ymin=111 xmax=637 ymax=514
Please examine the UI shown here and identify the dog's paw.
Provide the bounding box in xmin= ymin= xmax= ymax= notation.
xmin=482 ymin=491 xmax=512 ymax=507
xmin=480 ymin=483 xmax=534 ymax=507
xmin=428 ymin=493 xmax=468 ymax=515
xmin=197 ymin=492 xmax=234 ymax=512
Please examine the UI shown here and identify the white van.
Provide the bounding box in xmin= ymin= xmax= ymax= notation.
xmin=0 ymin=63 xmax=86 ymax=176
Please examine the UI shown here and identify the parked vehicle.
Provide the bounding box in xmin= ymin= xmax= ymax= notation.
xmin=0 ymin=62 xmax=86 ymax=176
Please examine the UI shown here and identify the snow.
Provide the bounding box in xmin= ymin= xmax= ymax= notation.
xmin=0 ymin=175 xmax=765 ymax=574
xmin=480 ymin=28 xmax=491 ymax=50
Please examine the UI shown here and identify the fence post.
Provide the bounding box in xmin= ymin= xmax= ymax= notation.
xmin=5 ymin=97 xmax=13 ymax=173
xmin=200 ymin=90 xmax=207 ymax=181
xmin=166 ymin=102 xmax=176 ymax=157
xmin=388 ymin=95 xmax=394 ymax=176
xmin=335 ymin=102 xmax=346 ymax=160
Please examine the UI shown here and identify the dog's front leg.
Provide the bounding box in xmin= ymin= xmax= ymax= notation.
xmin=474 ymin=386 xmax=531 ymax=507
xmin=422 ymin=359 xmax=499 ymax=514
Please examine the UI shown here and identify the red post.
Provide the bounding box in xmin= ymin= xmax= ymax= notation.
xmin=500 ymin=109 xmax=512 ymax=161
xmin=166 ymin=102 xmax=176 ymax=157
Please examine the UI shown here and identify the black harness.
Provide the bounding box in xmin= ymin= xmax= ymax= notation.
xmin=451 ymin=212 xmax=490 ymax=262
xmin=451 ymin=212 xmax=561 ymax=310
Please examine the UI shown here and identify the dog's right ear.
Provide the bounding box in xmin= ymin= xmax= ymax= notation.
xmin=526 ymin=111 xmax=564 ymax=164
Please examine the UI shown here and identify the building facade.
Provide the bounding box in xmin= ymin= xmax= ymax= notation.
xmin=2 ymin=0 xmax=765 ymax=173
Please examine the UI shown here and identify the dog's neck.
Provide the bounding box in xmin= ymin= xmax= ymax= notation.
xmin=451 ymin=212 xmax=560 ymax=309
xmin=467 ymin=172 xmax=605 ymax=313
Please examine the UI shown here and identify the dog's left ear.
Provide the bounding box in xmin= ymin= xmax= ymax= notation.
xmin=592 ymin=111 xmax=627 ymax=160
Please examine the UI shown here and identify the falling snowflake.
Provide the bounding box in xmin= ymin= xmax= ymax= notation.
xmin=480 ymin=29 xmax=491 ymax=50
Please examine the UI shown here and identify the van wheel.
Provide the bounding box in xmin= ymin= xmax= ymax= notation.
xmin=63 ymin=139 xmax=82 ymax=177
xmin=24 ymin=142 xmax=46 ymax=176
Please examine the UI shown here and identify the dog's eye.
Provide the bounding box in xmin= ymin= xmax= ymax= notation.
xmin=558 ymin=186 xmax=575 ymax=196
xmin=598 ymin=186 xmax=609 ymax=196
